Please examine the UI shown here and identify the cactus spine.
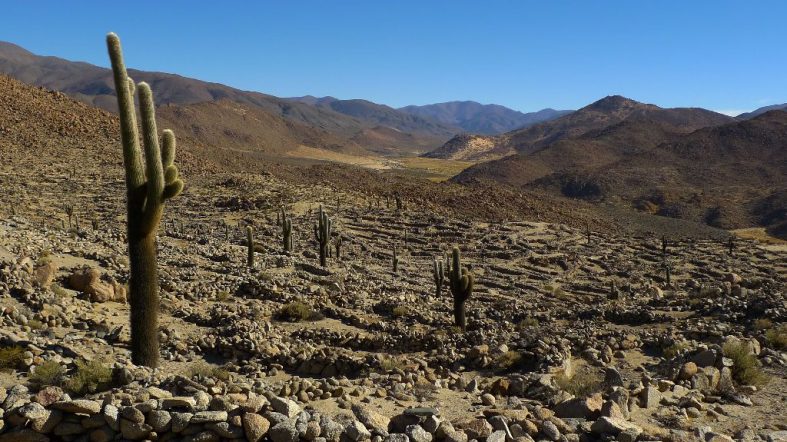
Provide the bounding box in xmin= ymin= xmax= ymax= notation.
xmin=449 ymin=247 xmax=473 ymax=331
xmin=432 ymin=257 xmax=444 ymax=298
xmin=281 ymin=208 xmax=293 ymax=253
xmin=247 ymin=226 xmax=255 ymax=268
xmin=314 ymin=205 xmax=331 ymax=267
xmin=107 ymin=33 xmax=183 ymax=367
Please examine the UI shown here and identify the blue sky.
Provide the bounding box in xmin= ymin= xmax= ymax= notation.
xmin=1 ymin=1 xmax=783 ymax=114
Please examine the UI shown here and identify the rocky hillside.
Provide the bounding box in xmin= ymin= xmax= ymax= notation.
xmin=426 ymin=96 xmax=733 ymax=161
xmin=398 ymin=101 xmax=572 ymax=135
xmin=455 ymin=111 xmax=787 ymax=234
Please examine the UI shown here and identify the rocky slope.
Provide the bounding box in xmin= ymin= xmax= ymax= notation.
xmin=455 ymin=111 xmax=787 ymax=234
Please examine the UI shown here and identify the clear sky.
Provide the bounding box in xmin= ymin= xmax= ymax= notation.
xmin=1 ymin=1 xmax=783 ymax=114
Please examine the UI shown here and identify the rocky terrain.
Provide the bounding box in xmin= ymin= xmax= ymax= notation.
xmin=0 ymin=164 xmax=786 ymax=442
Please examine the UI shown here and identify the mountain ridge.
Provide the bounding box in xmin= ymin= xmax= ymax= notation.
xmin=0 ymin=41 xmax=450 ymax=155
xmin=425 ymin=95 xmax=734 ymax=160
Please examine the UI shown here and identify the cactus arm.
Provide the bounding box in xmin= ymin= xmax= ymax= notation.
xmin=162 ymin=129 xmax=176 ymax=167
xmin=106 ymin=33 xmax=145 ymax=192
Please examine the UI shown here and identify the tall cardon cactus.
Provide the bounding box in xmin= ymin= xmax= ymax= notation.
xmin=314 ymin=205 xmax=331 ymax=267
xmin=107 ymin=33 xmax=184 ymax=367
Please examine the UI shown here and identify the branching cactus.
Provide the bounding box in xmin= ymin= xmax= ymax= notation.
xmin=107 ymin=33 xmax=184 ymax=367
xmin=449 ymin=247 xmax=474 ymax=331
xmin=314 ymin=205 xmax=331 ymax=267
xmin=247 ymin=226 xmax=255 ymax=268
xmin=432 ymin=257 xmax=444 ymax=298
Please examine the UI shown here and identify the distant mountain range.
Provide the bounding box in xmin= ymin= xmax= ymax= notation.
xmin=737 ymin=103 xmax=787 ymax=120
xmin=0 ymin=41 xmax=566 ymax=158
xmin=397 ymin=101 xmax=572 ymax=135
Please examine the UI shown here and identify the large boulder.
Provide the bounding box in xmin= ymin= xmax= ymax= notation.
xmin=553 ymin=393 xmax=603 ymax=419
xmin=68 ymin=267 xmax=126 ymax=303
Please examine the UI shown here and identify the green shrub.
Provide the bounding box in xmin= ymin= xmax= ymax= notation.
xmin=36 ymin=251 xmax=53 ymax=266
xmin=30 ymin=360 xmax=66 ymax=387
xmin=65 ymin=360 xmax=113 ymax=396
xmin=378 ymin=355 xmax=405 ymax=372
xmin=662 ymin=341 xmax=690 ymax=359
xmin=753 ymin=318 xmax=773 ymax=331
xmin=187 ymin=361 xmax=230 ymax=381
xmin=215 ymin=291 xmax=231 ymax=302
xmin=391 ymin=306 xmax=409 ymax=318
xmin=555 ymin=369 xmax=602 ymax=397
xmin=0 ymin=346 xmax=24 ymax=371
xmin=28 ymin=319 xmax=46 ymax=331
xmin=722 ymin=342 xmax=768 ymax=387
xmin=765 ymin=324 xmax=787 ymax=350
xmin=495 ymin=351 xmax=523 ymax=371
xmin=276 ymin=301 xmax=322 ymax=322
xmin=51 ymin=283 xmax=69 ymax=299
xmin=517 ymin=317 xmax=539 ymax=330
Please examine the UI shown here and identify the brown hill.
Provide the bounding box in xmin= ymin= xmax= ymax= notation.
xmin=454 ymin=116 xmax=688 ymax=187
xmin=0 ymin=41 xmax=452 ymax=155
xmin=155 ymin=100 xmax=367 ymax=159
xmin=427 ymin=95 xmax=734 ymax=161
xmin=0 ymin=74 xmax=212 ymax=177
xmin=455 ymin=110 xmax=787 ymax=233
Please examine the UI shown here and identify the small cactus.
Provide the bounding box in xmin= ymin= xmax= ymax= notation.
xmin=334 ymin=236 xmax=343 ymax=261
xmin=64 ymin=204 xmax=74 ymax=230
xmin=247 ymin=226 xmax=255 ymax=268
xmin=432 ymin=257 xmax=444 ymax=298
xmin=664 ymin=261 xmax=671 ymax=286
xmin=281 ymin=208 xmax=293 ymax=253
xmin=449 ymin=247 xmax=473 ymax=331
xmin=314 ymin=205 xmax=331 ymax=267
xmin=661 ymin=235 xmax=668 ymax=258
xmin=392 ymin=244 xmax=399 ymax=273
